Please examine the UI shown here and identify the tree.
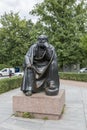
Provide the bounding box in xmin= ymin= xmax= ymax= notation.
xmin=29 ymin=21 xmax=45 ymax=44
xmin=80 ymin=34 xmax=87 ymax=67
xmin=30 ymin=0 xmax=87 ymax=69
xmin=0 ymin=12 xmax=33 ymax=67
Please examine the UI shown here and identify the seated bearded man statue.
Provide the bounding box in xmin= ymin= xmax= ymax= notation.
xmin=21 ymin=35 xmax=60 ymax=96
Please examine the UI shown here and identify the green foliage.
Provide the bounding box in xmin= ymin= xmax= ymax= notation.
xmin=0 ymin=64 xmax=11 ymax=70
xmin=22 ymin=112 xmax=35 ymax=119
xmin=59 ymin=72 xmax=87 ymax=82
xmin=0 ymin=2 xmax=87 ymax=69
xmin=43 ymin=117 xmax=48 ymax=120
xmin=15 ymin=111 xmax=35 ymax=119
xmin=80 ymin=34 xmax=87 ymax=51
xmin=0 ymin=12 xmax=45 ymax=68
xmin=80 ymin=34 xmax=87 ymax=67
xmin=29 ymin=21 xmax=45 ymax=43
xmin=0 ymin=76 xmax=22 ymax=94
xmin=0 ymin=12 xmax=34 ymax=67
xmin=31 ymin=0 xmax=87 ymax=68
xmin=61 ymin=105 xmax=65 ymax=115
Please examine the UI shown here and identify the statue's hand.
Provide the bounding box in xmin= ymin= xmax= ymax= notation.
xmin=38 ymin=43 xmax=46 ymax=49
xmin=27 ymin=64 xmax=32 ymax=69
xmin=45 ymin=48 xmax=52 ymax=60
xmin=46 ymin=47 xmax=50 ymax=55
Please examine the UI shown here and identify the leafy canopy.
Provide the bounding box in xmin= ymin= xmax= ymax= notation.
xmin=30 ymin=0 xmax=87 ymax=67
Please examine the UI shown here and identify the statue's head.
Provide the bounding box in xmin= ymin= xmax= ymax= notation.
xmin=38 ymin=35 xmax=48 ymax=44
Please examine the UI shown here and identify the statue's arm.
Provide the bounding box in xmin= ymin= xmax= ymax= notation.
xmin=45 ymin=45 xmax=54 ymax=60
xmin=46 ymin=45 xmax=57 ymax=60
xmin=24 ymin=45 xmax=34 ymax=68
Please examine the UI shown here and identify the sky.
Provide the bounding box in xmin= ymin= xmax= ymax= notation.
xmin=0 ymin=0 xmax=43 ymax=23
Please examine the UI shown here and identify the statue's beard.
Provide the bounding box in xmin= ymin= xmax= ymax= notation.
xmin=38 ymin=46 xmax=45 ymax=57
xmin=37 ymin=41 xmax=47 ymax=48
xmin=34 ymin=45 xmax=46 ymax=60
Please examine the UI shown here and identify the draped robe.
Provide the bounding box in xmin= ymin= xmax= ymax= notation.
xmin=21 ymin=42 xmax=59 ymax=93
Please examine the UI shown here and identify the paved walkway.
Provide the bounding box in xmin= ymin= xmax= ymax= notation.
xmin=0 ymin=80 xmax=87 ymax=130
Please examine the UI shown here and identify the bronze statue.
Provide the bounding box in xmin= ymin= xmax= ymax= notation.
xmin=21 ymin=35 xmax=59 ymax=96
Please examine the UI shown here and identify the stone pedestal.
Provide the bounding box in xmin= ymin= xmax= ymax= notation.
xmin=13 ymin=90 xmax=65 ymax=120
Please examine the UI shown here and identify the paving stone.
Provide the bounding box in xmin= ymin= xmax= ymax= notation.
xmin=41 ymin=120 xmax=86 ymax=130
xmin=0 ymin=80 xmax=87 ymax=130
xmin=62 ymin=105 xmax=85 ymax=121
xmin=0 ymin=127 xmax=11 ymax=130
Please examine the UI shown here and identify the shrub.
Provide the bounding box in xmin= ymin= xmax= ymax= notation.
xmin=59 ymin=72 xmax=87 ymax=82
xmin=0 ymin=64 xmax=10 ymax=70
xmin=0 ymin=76 xmax=22 ymax=94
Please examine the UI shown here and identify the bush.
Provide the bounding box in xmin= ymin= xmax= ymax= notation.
xmin=0 ymin=64 xmax=9 ymax=70
xmin=0 ymin=76 xmax=22 ymax=94
xmin=59 ymin=72 xmax=87 ymax=82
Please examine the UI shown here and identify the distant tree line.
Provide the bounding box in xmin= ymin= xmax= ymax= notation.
xmin=0 ymin=0 xmax=87 ymax=70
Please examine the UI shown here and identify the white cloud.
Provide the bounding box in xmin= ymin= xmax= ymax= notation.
xmin=0 ymin=0 xmax=43 ymax=22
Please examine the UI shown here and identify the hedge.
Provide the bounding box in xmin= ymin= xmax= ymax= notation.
xmin=0 ymin=76 xmax=22 ymax=94
xmin=59 ymin=72 xmax=87 ymax=82
xmin=0 ymin=72 xmax=87 ymax=94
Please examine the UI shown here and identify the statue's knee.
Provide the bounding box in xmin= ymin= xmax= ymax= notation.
xmin=27 ymin=69 xmax=34 ymax=74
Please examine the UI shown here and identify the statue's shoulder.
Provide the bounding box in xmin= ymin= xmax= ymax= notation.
xmin=30 ymin=43 xmax=37 ymax=49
